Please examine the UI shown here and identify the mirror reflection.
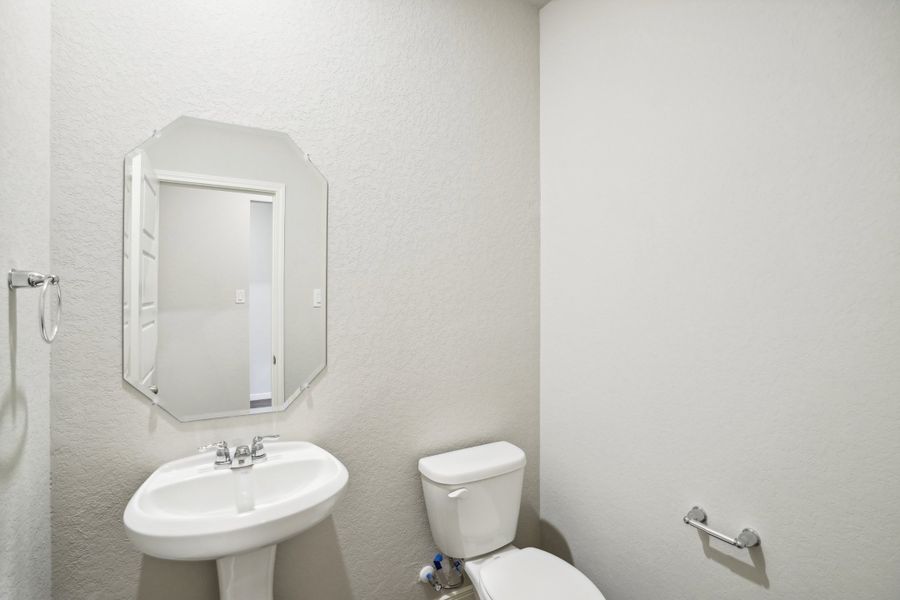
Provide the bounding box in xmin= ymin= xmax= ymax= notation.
xmin=123 ymin=117 xmax=327 ymax=421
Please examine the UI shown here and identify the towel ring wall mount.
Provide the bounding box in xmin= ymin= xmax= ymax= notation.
xmin=8 ymin=269 xmax=62 ymax=343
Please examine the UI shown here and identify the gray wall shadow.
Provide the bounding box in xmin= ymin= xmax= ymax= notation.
xmin=539 ymin=519 xmax=574 ymax=565
xmin=274 ymin=516 xmax=353 ymax=600
xmin=137 ymin=555 xmax=219 ymax=600
xmin=1 ymin=290 xmax=28 ymax=479
xmin=696 ymin=530 xmax=769 ymax=588
xmin=515 ymin=500 xmax=541 ymax=550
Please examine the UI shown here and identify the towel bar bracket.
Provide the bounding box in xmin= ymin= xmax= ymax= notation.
xmin=683 ymin=506 xmax=760 ymax=549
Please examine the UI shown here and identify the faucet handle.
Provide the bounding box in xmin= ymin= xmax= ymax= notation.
xmin=252 ymin=434 xmax=280 ymax=444
xmin=198 ymin=441 xmax=232 ymax=467
xmin=251 ymin=434 xmax=280 ymax=461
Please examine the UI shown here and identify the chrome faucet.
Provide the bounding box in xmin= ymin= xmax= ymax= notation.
xmin=198 ymin=441 xmax=232 ymax=469
xmin=231 ymin=444 xmax=253 ymax=468
xmin=199 ymin=435 xmax=280 ymax=469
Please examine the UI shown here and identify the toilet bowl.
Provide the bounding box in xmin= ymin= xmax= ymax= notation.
xmin=419 ymin=442 xmax=605 ymax=600
xmin=464 ymin=544 xmax=602 ymax=600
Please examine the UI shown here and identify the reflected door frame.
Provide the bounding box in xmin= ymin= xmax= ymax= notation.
xmin=125 ymin=151 xmax=161 ymax=392
xmin=154 ymin=170 xmax=286 ymax=409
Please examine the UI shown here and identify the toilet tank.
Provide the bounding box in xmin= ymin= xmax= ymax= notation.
xmin=418 ymin=442 xmax=526 ymax=559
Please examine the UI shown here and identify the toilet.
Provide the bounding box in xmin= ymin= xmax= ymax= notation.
xmin=419 ymin=442 xmax=605 ymax=600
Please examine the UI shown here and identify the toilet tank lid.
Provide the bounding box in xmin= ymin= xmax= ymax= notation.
xmin=418 ymin=442 xmax=526 ymax=485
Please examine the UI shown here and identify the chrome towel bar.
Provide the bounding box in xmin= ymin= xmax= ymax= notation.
xmin=683 ymin=506 xmax=760 ymax=549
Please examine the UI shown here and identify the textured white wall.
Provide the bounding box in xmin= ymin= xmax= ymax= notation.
xmin=0 ymin=0 xmax=52 ymax=597
xmin=540 ymin=1 xmax=900 ymax=599
xmin=50 ymin=1 xmax=539 ymax=599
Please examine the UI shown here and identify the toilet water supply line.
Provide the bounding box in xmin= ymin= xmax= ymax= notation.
xmin=419 ymin=553 xmax=464 ymax=592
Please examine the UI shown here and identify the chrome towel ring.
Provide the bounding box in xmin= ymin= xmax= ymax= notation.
xmin=8 ymin=269 xmax=62 ymax=343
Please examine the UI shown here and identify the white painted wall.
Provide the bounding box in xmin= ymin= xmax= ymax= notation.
xmin=156 ymin=183 xmax=258 ymax=417
xmin=0 ymin=0 xmax=52 ymax=597
xmin=50 ymin=1 xmax=540 ymax=599
xmin=540 ymin=1 xmax=900 ymax=599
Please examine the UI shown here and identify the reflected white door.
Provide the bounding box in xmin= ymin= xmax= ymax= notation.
xmin=128 ymin=151 xmax=160 ymax=391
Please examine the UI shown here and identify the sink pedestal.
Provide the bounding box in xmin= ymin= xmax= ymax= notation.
xmin=125 ymin=441 xmax=348 ymax=600
xmin=216 ymin=545 xmax=277 ymax=600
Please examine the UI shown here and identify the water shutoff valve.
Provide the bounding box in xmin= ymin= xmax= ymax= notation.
xmin=420 ymin=553 xmax=464 ymax=592
xmin=419 ymin=565 xmax=441 ymax=591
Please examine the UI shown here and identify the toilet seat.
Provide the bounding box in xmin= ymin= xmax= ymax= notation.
xmin=479 ymin=548 xmax=605 ymax=600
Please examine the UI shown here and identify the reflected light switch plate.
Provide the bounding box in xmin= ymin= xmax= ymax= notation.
xmin=235 ymin=289 xmax=246 ymax=304
xmin=312 ymin=288 xmax=322 ymax=308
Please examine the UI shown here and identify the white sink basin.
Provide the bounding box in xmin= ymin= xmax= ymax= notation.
xmin=124 ymin=441 xmax=348 ymax=599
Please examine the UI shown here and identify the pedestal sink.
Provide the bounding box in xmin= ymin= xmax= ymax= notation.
xmin=124 ymin=441 xmax=348 ymax=600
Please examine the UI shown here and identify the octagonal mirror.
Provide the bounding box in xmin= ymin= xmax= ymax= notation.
xmin=122 ymin=117 xmax=327 ymax=421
